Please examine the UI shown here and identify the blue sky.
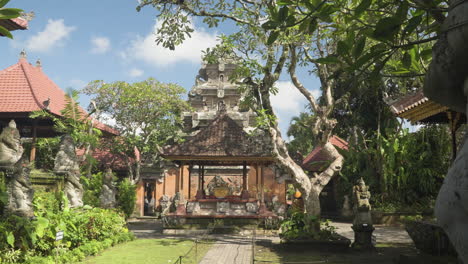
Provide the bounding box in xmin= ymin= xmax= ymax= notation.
xmin=1 ymin=0 xmax=322 ymax=138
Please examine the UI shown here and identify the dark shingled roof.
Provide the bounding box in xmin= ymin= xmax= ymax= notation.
xmin=163 ymin=111 xmax=272 ymax=159
xmin=389 ymin=90 xmax=465 ymax=124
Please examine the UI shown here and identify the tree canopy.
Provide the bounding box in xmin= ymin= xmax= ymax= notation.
xmin=84 ymin=78 xmax=190 ymax=183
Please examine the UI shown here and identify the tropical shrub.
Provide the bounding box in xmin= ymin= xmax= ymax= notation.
xmin=0 ymin=190 xmax=133 ymax=263
xmin=81 ymin=172 xmax=103 ymax=207
xmin=117 ymin=179 xmax=136 ymax=218
xmin=279 ymin=212 xmax=337 ymax=241
xmin=338 ymin=125 xmax=450 ymax=209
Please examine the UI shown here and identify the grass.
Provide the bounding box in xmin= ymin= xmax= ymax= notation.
xmin=254 ymin=241 xmax=459 ymax=264
xmin=81 ymin=238 xmax=213 ymax=264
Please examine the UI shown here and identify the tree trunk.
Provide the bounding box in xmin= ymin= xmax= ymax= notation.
xmin=268 ymin=122 xmax=343 ymax=231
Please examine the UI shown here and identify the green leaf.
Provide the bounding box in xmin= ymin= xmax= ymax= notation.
xmin=355 ymin=0 xmax=372 ymax=17
xmin=278 ymin=6 xmax=289 ymax=22
xmin=0 ymin=8 xmax=23 ymax=19
xmin=35 ymin=217 xmax=50 ymax=238
xmin=372 ymin=17 xmax=401 ymax=42
xmin=7 ymin=232 xmax=14 ymax=247
xmin=402 ymin=52 xmax=411 ymax=69
xmin=403 ymin=14 xmax=423 ymax=35
xmin=267 ymin=31 xmax=280 ymax=45
xmin=262 ymin=20 xmax=278 ymax=30
xmin=0 ymin=0 xmax=10 ymax=8
xmin=277 ymin=0 xmax=293 ymax=6
xmin=353 ymin=37 xmax=366 ymax=58
xmin=0 ymin=25 xmax=12 ymax=38
xmin=395 ymin=1 xmax=409 ymax=22
xmin=316 ymin=56 xmax=340 ymax=64
xmin=337 ymin=40 xmax=350 ymax=56
xmin=420 ymin=48 xmax=432 ymax=60
xmin=308 ymin=18 xmax=318 ymax=34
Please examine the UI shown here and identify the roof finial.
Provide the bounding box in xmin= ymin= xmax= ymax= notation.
xmin=19 ymin=49 xmax=27 ymax=60
xmin=36 ymin=58 xmax=42 ymax=69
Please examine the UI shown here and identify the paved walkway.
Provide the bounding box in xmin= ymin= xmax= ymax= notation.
xmin=199 ymin=235 xmax=253 ymax=264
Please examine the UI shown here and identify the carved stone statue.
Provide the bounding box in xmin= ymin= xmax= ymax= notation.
xmin=351 ymin=178 xmax=374 ymax=249
xmin=5 ymin=155 xmax=34 ymax=217
xmin=0 ymin=120 xmax=23 ymax=168
xmin=160 ymin=194 xmax=170 ymax=215
xmin=100 ymin=168 xmax=116 ymax=208
xmin=423 ymin=2 xmax=468 ymax=262
xmin=352 ymin=178 xmax=372 ymax=226
xmin=54 ymin=135 xmax=83 ymax=208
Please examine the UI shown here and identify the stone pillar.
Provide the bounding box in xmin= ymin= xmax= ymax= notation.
xmin=175 ymin=163 xmax=186 ymax=215
xmin=195 ymin=164 xmax=205 ymax=199
xmin=258 ymin=164 xmax=268 ymax=214
xmin=241 ymin=161 xmax=249 ymax=199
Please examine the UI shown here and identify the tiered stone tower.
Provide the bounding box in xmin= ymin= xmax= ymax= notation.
xmin=183 ymin=61 xmax=256 ymax=133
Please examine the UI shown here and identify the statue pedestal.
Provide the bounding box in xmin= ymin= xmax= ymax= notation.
xmin=351 ymin=224 xmax=375 ymax=250
xmin=195 ymin=190 xmax=205 ymax=199
xmin=175 ymin=203 xmax=187 ymax=216
xmin=240 ymin=189 xmax=249 ymax=199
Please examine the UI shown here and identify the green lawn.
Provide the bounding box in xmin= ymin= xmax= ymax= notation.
xmin=81 ymin=239 xmax=213 ymax=264
xmin=254 ymin=241 xmax=459 ymax=264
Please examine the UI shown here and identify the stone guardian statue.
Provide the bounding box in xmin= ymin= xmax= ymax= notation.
xmin=423 ymin=2 xmax=468 ymax=262
xmin=100 ymin=168 xmax=116 ymax=208
xmin=5 ymin=156 xmax=34 ymax=218
xmin=0 ymin=120 xmax=23 ymax=167
xmin=351 ymin=178 xmax=374 ymax=249
xmin=54 ymin=135 xmax=83 ymax=208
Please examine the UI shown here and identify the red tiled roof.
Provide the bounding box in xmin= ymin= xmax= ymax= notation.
xmin=77 ymin=147 xmax=129 ymax=171
xmin=302 ymin=135 xmax=348 ymax=172
xmin=0 ymin=17 xmax=28 ymax=32
xmin=0 ymin=57 xmax=119 ymax=135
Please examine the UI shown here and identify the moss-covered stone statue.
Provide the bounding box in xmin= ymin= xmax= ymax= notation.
xmin=0 ymin=120 xmax=23 ymax=168
xmin=100 ymin=168 xmax=116 ymax=208
xmin=351 ymin=178 xmax=374 ymax=250
xmin=54 ymin=135 xmax=83 ymax=208
xmin=6 ymin=155 xmax=34 ymax=217
xmin=423 ymin=2 xmax=468 ymax=262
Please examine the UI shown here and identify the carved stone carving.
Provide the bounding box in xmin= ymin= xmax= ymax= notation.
xmin=160 ymin=195 xmax=170 ymax=215
xmin=207 ymin=175 xmax=231 ymax=196
xmin=217 ymin=201 xmax=230 ymax=213
xmin=352 ymin=178 xmax=372 ymax=226
xmin=100 ymin=168 xmax=116 ymax=208
xmin=246 ymin=202 xmax=258 ymax=213
xmin=422 ymin=3 xmax=468 ymax=261
xmin=186 ymin=201 xmax=200 ymax=214
xmin=54 ymin=135 xmax=83 ymax=208
xmin=5 ymin=155 xmax=34 ymax=217
xmin=0 ymin=120 xmax=23 ymax=168
xmin=351 ymin=178 xmax=374 ymax=249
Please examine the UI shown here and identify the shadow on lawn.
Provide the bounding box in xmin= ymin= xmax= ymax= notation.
xmin=254 ymin=240 xmax=459 ymax=264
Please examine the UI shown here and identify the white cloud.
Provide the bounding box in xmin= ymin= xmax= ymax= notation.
xmin=91 ymin=36 xmax=111 ymax=54
xmin=271 ymin=81 xmax=307 ymax=113
xmin=26 ymin=19 xmax=76 ymax=52
xmin=129 ymin=68 xmax=144 ymax=77
xmin=271 ymin=81 xmax=322 ymax=139
xmin=122 ymin=20 xmax=218 ymax=67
